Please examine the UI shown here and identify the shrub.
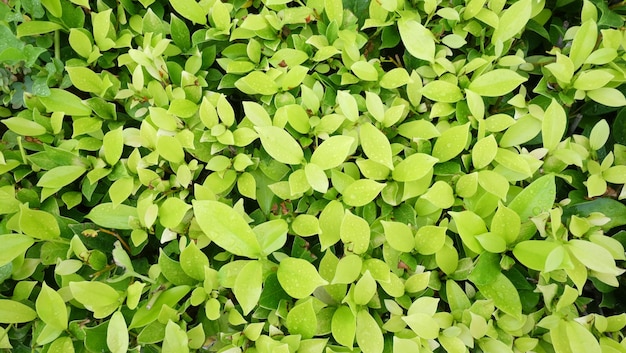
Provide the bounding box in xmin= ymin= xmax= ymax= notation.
xmin=1 ymin=0 xmax=626 ymax=352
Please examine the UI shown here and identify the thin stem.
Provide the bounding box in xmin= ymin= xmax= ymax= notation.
xmin=99 ymin=228 xmax=132 ymax=253
xmin=54 ymin=30 xmax=60 ymax=60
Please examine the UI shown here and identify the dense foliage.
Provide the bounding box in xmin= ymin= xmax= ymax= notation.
xmin=1 ymin=0 xmax=626 ymax=351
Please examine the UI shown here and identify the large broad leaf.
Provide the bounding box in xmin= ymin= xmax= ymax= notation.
xmin=39 ymin=89 xmax=91 ymax=116
xmin=86 ymin=203 xmax=138 ymax=230
xmin=492 ymin=0 xmax=531 ymax=43
xmin=360 ymin=123 xmax=393 ymax=169
xmin=0 ymin=299 xmax=37 ymax=324
xmin=332 ymin=305 xmax=356 ymax=348
xmin=356 ymin=310 xmax=384 ymax=353
xmin=342 ymin=179 xmax=386 ymax=207
xmin=168 ymin=0 xmax=207 ymax=24
xmin=475 ymin=273 xmax=522 ymax=319
xmin=392 ymin=153 xmax=438 ymax=182
xmin=233 ymin=260 xmax=263 ymax=315
xmin=256 ymin=126 xmax=303 ymax=165
xmin=192 ymin=200 xmax=261 ymax=258
xmin=107 ymin=312 xmax=129 ymax=353
xmin=19 ymin=205 xmax=60 ymax=240
xmin=310 ymin=135 xmax=354 ymax=170
xmin=36 ymin=283 xmax=67 ymax=330
xmin=277 ymin=257 xmax=328 ymax=299
xmin=468 ymin=70 xmax=527 ymax=97
xmin=0 ymin=234 xmax=34 ymax=266
xmin=432 ymin=123 xmax=470 ymax=162
xmin=285 ymin=299 xmax=317 ymax=339
xmin=398 ymin=18 xmax=435 ymax=62
xmin=37 ymin=165 xmax=86 ymax=189
xmin=508 ymin=175 xmax=555 ymax=220
xmin=542 ymin=99 xmax=567 ymax=151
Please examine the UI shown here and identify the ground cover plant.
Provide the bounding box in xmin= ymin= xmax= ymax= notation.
xmin=1 ymin=0 xmax=626 ymax=351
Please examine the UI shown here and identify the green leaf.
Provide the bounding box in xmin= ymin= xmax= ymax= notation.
xmin=156 ymin=135 xmax=185 ymax=164
xmin=168 ymin=0 xmax=207 ymax=24
xmin=319 ymin=201 xmax=344 ymax=250
xmin=340 ymin=210 xmax=370 ymax=254
xmin=564 ymin=320 xmax=601 ymax=353
xmin=403 ymin=312 xmax=440 ymax=339
xmin=17 ymin=21 xmax=63 ymax=37
xmin=256 ymin=126 xmax=303 ymax=165
xmin=567 ymin=240 xmax=623 ymax=276
xmin=475 ymin=273 xmax=522 ymax=319
xmin=414 ymin=226 xmax=446 ymax=255
xmin=0 ymin=299 xmax=37 ymax=324
xmin=19 ymin=205 xmax=60 ymax=240
xmin=324 ymin=0 xmax=343 ymax=24
xmin=342 ymin=179 xmax=386 ymax=207
xmin=69 ymin=29 xmax=92 ymax=58
xmin=233 ymin=260 xmax=263 ymax=315
xmin=422 ymin=80 xmax=464 ymax=103
xmin=180 ymin=242 xmax=210 ymax=281
xmin=432 ymin=123 xmax=470 ymax=162
xmin=37 ymin=165 xmax=86 ymax=189
xmin=243 ymin=101 xmax=272 ymax=127
xmin=0 ymin=234 xmax=34 ymax=266
xmin=472 ymin=135 xmax=497 ymax=169
xmin=337 ymin=91 xmax=359 ymax=121
xmin=332 ymin=305 xmax=356 ymax=348
xmin=254 ymin=219 xmax=288 ymax=256
xmin=159 ymin=250 xmax=197 ymax=285
xmin=513 ymin=240 xmax=560 ymax=271
xmin=381 ymin=221 xmax=415 ymax=252
xmin=236 ymin=71 xmax=279 ymax=95
xmin=311 ymin=135 xmax=354 ymax=170
xmin=468 ymin=70 xmax=527 ymax=97
xmin=356 ymin=310 xmax=384 ymax=353
xmin=286 ymin=299 xmax=317 ymax=339
xmin=351 ymin=61 xmax=378 ymax=81
xmin=542 ymin=99 xmax=567 ymax=151
xmin=277 ymin=257 xmax=328 ymax=299
xmin=570 ymin=20 xmax=598 ymax=69
xmin=332 ymin=254 xmax=362 ymax=284
xmin=163 ymin=321 xmax=189 ymax=353
xmin=192 ymin=200 xmax=261 ymax=258
xmin=398 ymin=18 xmax=435 ymax=62
xmin=66 ymin=67 xmax=104 ymax=94
xmin=2 ymin=117 xmax=47 ymax=136
xmin=86 ymin=203 xmax=138 ymax=230
xmin=36 ymin=283 xmax=67 ymax=330
xmin=492 ymin=0 xmax=531 ymax=43
xmin=39 ymin=89 xmax=91 ymax=116
xmin=392 ymin=153 xmax=438 ymax=182
xmin=587 ymin=88 xmax=626 ymax=108
xmin=508 ymin=174 xmax=555 ymax=220
xmin=69 ymin=281 xmax=120 ymax=317
xmin=491 ymin=204 xmax=520 ymax=244
xmin=449 ymin=211 xmax=486 ymax=254
xmin=159 ymin=198 xmax=191 ymax=229
xmin=107 ymin=312 xmax=129 ymax=353
xmin=359 ymin=123 xmax=393 ymax=169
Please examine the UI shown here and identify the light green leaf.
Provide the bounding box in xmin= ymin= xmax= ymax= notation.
xmin=351 ymin=61 xmax=378 ymax=81
xmin=472 ymin=135 xmax=497 ymax=169
xmin=286 ymin=299 xmax=317 ymax=339
xmin=587 ymin=88 xmax=626 ymax=108
xmin=564 ymin=320 xmax=602 ymax=353
xmin=469 ymin=70 xmax=527 ymax=97
xmin=332 ymin=305 xmax=356 ymax=348
xmin=39 ymin=89 xmax=91 ymax=116
xmin=2 ymin=117 xmax=47 ymax=136
xmin=0 ymin=234 xmax=34 ymax=266
xmin=192 ymin=200 xmax=261 ymax=258
xmin=492 ymin=0 xmax=531 ymax=43
xmin=277 ymin=257 xmax=328 ymax=299
xmin=324 ymin=0 xmax=343 ymax=24
xmin=69 ymin=29 xmax=92 ymax=58
xmin=432 ymin=123 xmax=470 ymax=162
xmin=340 ymin=210 xmax=370 ymax=254
xmin=337 ymin=91 xmax=359 ymax=121
xmin=69 ymin=281 xmax=120 ymax=314
xmin=414 ymin=226 xmax=446 ymax=255
xmin=256 ymin=126 xmax=303 ymax=165
xmin=342 ymin=179 xmax=386 ymax=207
xmin=422 ymin=80 xmax=463 ymax=103
xmin=180 ymin=242 xmax=210 ymax=281
xmin=398 ymin=18 xmax=435 ymax=62
xmin=494 ymin=148 xmax=531 ymax=176
xmin=156 ymin=135 xmax=185 ymax=164
xmin=449 ymin=211 xmax=486 ymax=254
xmin=332 ymin=254 xmax=362 ymax=284
xmin=254 ymin=219 xmax=288 ymax=256
xmin=66 ymin=67 xmax=104 ymax=94
xmin=403 ymin=313 xmax=440 ymax=339
xmin=542 ymin=99 xmax=567 ymax=151
xmin=570 ymin=20 xmax=598 ymax=69
xmin=16 ymin=21 xmax=63 ymax=37
xmin=159 ymin=197 xmax=191 ymax=229
xmin=234 ymin=260 xmax=263 ymax=315
xmin=380 ymin=68 xmax=410 ymax=89
xmin=356 ymin=310 xmax=384 ymax=353
xmin=243 ymin=101 xmax=272 ymax=127
xmin=475 ymin=273 xmax=522 ymax=319
xmin=508 ymin=174 xmax=555 ymax=220
xmin=311 ymin=135 xmax=354 ymax=170
xmin=37 ymin=166 xmax=86 ymax=189
xmin=0 ymin=299 xmax=37 ymax=324
xmin=573 ymin=70 xmax=614 ymax=91
xmin=86 ymin=203 xmax=138 ymax=230
xmin=392 ymin=153 xmax=438 ymax=182
xmin=360 ymin=123 xmax=393 ymax=169
xmin=354 ymin=271 xmax=377 ymax=305
xmin=491 ymin=204 xmax=520 ymax=244
xmin=103 ymin=127 xmax=124 ymax=165
xmin=107 ymin=312 xmax=129 ymax=353
xmin=236 ymin=71 xmax=279 ymax=95
xmin=163 ymin=321 xmax=189 ymax=353
xmin=381 ymin=221 xmax=415 ymax=253
xmin=36 ymin=283 xmax=67 ymax=330
xmin=168 ymin=0 xmax=207 ymax=24
xmin=319 ymin=201 xmax=344 ymax=250
xmin=567 ymin=240 xmax=623 ymax=276
xmin=19 ymin=205 xmax=60 ymax=240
